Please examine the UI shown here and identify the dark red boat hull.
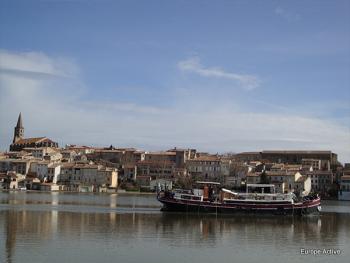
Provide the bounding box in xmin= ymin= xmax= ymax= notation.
xmin=157 ymin=196 xmax=321 ymax=215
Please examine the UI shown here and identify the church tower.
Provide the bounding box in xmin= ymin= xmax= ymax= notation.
xmin=13 ymin=113 xmax=24 ymax=143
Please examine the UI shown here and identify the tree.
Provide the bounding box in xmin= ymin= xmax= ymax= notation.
xmin=260 ymin=171 xmax=270 ymax=184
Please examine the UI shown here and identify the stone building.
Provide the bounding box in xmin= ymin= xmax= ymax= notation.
xmin=88 ymin=148 xmax=145 ymax=166
xmin=36 ymin=161 xmax=61 ymax=183
xmin=266 ymin=171 xmax=311 ymax=195
xmin=9 ymin=113 xmax=58 ymax=151
xmin=304 ymin=170 xmax=333 ymax=192
xmin=186 ymin=155 xmax=222 ymax=182
xmin=0 ymin=158 xmax=33 ymax=175
xmin=135 ymin=151 xmax=183 ymax=182
xmin=235 ymin=150 xmax=338 ymax=167
xmin=137 ymin=160 xmax=176 ymax=179
xmin=58 ymin=163 xmax=118 ymax=192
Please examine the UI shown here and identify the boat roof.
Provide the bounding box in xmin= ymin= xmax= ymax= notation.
xmin=196 ymin=181 xmax=221 ymax=185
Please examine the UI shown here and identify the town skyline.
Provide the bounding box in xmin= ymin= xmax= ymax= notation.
xmin=3 ymin=112 xmax=348 ymax=164
xmin=1 ymin=0 xmax=349 ymax=162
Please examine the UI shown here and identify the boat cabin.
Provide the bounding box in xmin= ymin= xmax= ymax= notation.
xmin=220 ymin=184 xmax=296 ymax=203
xmin=173 ymin=181 xmax=220 ymax=202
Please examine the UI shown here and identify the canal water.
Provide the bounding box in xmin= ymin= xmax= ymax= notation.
xmin=0 ymin=192 xmax=349 ymax=263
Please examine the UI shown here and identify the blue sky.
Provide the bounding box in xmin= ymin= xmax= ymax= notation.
xmin=0 ymin=0 xmax=349 ymax=162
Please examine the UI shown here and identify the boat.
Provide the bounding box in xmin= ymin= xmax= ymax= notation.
xmin=157 ymin=182 xmax=321 ymax=215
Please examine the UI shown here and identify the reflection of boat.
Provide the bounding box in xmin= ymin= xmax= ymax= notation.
xmin=157 ymin=182 xmax=321 ymax=215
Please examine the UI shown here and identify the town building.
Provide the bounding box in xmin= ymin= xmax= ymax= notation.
xmin=88 ymin=148 xmax=145 ymax=166
xmin=58 ymin=163 xmax=118 ymax=192
xmin=234 ymin=152 xmax=261 ymax=162
xmin=186 ymin=155 xmax=222 ymax=183
xmin=0 ymin=158 xmax=33 ymax=175
xmin=228 ymin=161 xmax=266 ymax=188
xmin=135 ymin=151 xmax=182 ymax=182
xmin=304 ymin=170 xmax=333 ymax=192
xmin=60 ymin=149 xmax=78 ymax=162
xmin=36 ymin=161 xmax=61 ymax=183
xmin=235 ymin=150 xmax=338 ymax=168
xmin=23 ymin=147 xmax=57 ymax=159
xmin=137 ymin=160 xmax=176 ymax=179
xmin=121 ymin=164 xmax=137 ymax=181
xmin=9 ymin=113 xmax=58 ymax=151
xmin=144 ymin=151 xmax=176 ymax=163
xmin=65 ymin=145 xmax=95 ymax=155
xmin=266 ymin=171 xmax=311 ymax=196
xmin=0 ymin=172 xmax=25 ymax=190
xmin=246 ymin=172 xmax=261 ymax=185
xmin=338 ymin=175 xmax=350 ymax=201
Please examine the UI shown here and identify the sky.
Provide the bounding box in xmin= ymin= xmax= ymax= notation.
xmin=0 ymin=0 xmax=349 ymax=162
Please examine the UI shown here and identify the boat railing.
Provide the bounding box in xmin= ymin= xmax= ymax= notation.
xmin=223 ymin=192 xmax=294 ymax=201
xmin=174 ymin=192 xmax=203 ymax=202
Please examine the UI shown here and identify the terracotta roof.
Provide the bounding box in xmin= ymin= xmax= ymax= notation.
xmin=262 ymin=150 xmax=332 ymax=154
xmin=14 ymin=137 xmax=46 ymax=145
xmin=14 ymin=137 xmax=57 ymax=146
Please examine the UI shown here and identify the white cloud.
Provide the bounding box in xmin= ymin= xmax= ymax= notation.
xmin=0 ymin=50 xmax=79 ymax=78
xmin=0 ymin=50 xmax=349 ymax=163
xmin=177 ymin=57 xmax=260 ymax=90
xmin=275 ymin=7 xmax=301 ymax=21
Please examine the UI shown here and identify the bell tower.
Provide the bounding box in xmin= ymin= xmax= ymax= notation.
xmin=13 ymin=113 xmax=24 ymax=143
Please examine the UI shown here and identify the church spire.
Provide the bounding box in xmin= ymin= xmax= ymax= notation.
xmin=13 ymin=113 xmax=24 ymax=143
xmin=16 ymin=112 xmax=23 ymax=128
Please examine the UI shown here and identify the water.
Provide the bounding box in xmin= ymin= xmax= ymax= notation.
xmin=0 ymin=192 xmax=349 ymax=263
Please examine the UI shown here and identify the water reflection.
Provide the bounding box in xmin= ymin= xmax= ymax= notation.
xmin=1 ymin=210 xmax=349 ymax=261
xmin=0 ymin=192 xmax=349 ymax=263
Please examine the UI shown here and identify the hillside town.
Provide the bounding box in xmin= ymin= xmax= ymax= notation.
xmin=1 ymin=113 xmax=349 ymax=200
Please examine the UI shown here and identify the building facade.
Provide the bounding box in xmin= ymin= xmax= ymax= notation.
xmin=9 ymin=113 xmax=58 ymax=151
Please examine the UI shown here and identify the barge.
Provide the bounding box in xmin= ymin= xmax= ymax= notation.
xmin=157 ymin=182 xmax=321 ymax=215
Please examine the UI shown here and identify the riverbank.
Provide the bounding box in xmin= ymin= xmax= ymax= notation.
xmin=0 ymin=189 xmax=157 ymax=195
